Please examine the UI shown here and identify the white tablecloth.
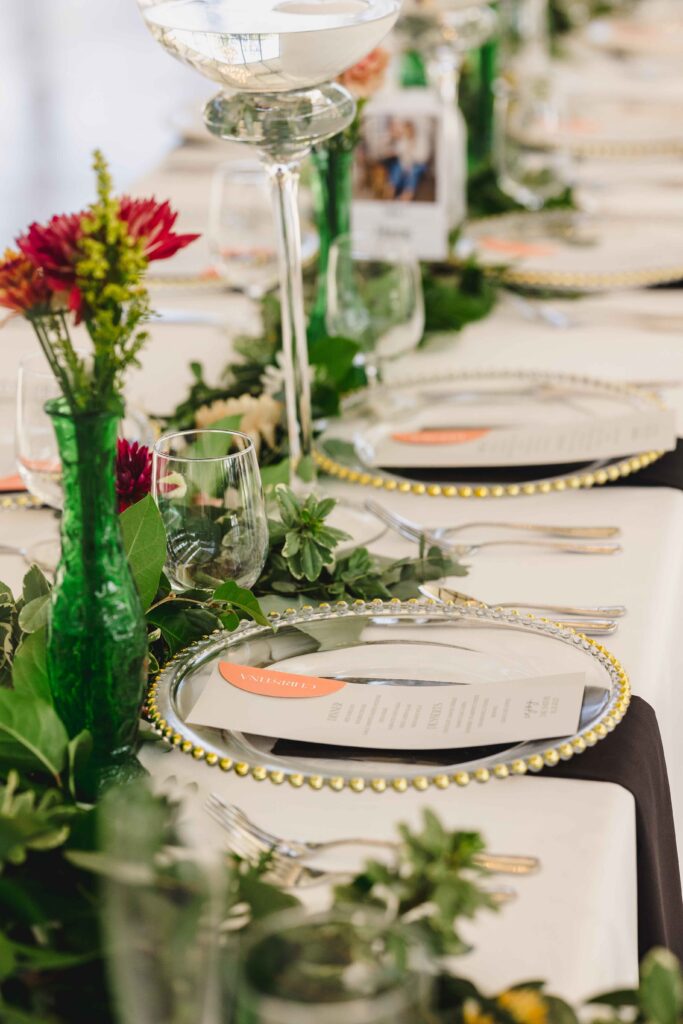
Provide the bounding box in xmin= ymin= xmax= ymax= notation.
xmin=5 ymin=141 xmax=683 ymax=1003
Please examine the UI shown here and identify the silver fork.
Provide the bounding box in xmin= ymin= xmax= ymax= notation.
xmin=365 ymin=501 xmax=622 ymax=557
xmin=420 ymin=583 xmax=625 ymax=622
xmin=206 ymin=797 xmax=539 ymax=877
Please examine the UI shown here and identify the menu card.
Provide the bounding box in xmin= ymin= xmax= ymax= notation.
xmin=368 ymin=408 xmax=676 ymax=469
xmin=186 ymin=662 xmax=586 ymax=750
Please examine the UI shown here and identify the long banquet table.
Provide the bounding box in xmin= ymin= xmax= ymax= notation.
xmin=2 ymin=132 xmax=683 ymax=1002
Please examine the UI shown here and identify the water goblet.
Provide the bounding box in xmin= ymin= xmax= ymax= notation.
xmin=326 ymin=232 xmax=425 ymax=387
xmin=152 ymin=428 xmax=268 ymax=590
xmin=208 ymin=160 xmax=318 ymax=298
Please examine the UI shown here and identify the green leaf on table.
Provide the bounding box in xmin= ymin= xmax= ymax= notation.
xmin=296 ymin=455 xmax=315 ymax=483
xmin=0 ymin=585 xmax=16 ymax=685
xmin=66 ymin=730 xmax=93 ymax=800
xmin=0 ymin=692 xmax=68 ymax=782
xmin=274 ymin=484 xmax=300 ymax=528
xmin=308 ymin=334 xmax=359 ymax=385
xmin=639 ymin=949 xmax=683 ymax=1024
xmin=21 ymin=565 xmax=51 ymax=605
xmin=120 ymin=494 xmax=167 ymax=610
xmin=0 ymin=932 xmax=16 ymax=981
xmin=11 ymin=629 xmax=50 ymax=703
xmin=212 ymin=580 xmax=269 ymax=626
xmin=261 ymin=458 xmax=290 ymax=489
xmin=147 ymin=602 xmax=222 ymax=656
xmin=319 ymin=438 xmax=358 ymax=467
xmin=17 ymin=595 xmax=50 ymax=635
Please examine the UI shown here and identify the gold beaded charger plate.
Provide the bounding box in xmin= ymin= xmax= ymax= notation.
xmin=148 ymin=600 xmax=630 ymax=794
xmin=314 ymin=369 xmax=667 ymax=500
xmin=517 ymin=95 xmax=683 ymax=159
xmin=462 ymin=211 xmax=683 ymax=291
xmin=584 ymin=10 xmax=683 ymax=59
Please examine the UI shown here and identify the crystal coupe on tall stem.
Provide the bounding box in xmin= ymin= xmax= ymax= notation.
xmin=137 ymin=0 xmax=400 ymax=485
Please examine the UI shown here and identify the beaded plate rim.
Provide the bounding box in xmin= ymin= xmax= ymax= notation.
xmin=314 ymin=368 xmax=667 ymax=499
xmin=146 ymin=599 xmax=631 ymax=794
xmin=463 ymin=211 xmax=683 ymax=291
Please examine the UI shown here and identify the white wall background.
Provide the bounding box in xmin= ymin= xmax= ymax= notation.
xmin=0 ymin=0 xmax=212 ymax=243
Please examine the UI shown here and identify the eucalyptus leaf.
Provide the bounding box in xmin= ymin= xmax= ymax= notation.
xmin=17 ymin=595 xmax=50 ymax=635
xmin=11 ymin=630 xmax=50 ymax=704
xmin=0 ymin=692 xmax=69 ymax=782
xmin=120 ymin=494 xmax=167 ymax=610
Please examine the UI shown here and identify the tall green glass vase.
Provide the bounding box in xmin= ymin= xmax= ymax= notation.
xmin=308 ymin=146 xmax=354 ymax=343
xmin=46 ymin=398 xmax=148 ymax=777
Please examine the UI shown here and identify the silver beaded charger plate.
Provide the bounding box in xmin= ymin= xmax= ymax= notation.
xmin=314 ymin=369 xmax=666 ymax=500
xmin=147 ymin=601 xmax=630 ymax=794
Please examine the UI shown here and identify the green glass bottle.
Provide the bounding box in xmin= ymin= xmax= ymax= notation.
xmin=308 ymin=146 xmax=354 ymax=343
xmin=46 ymin=398 xmax=147 ymax=774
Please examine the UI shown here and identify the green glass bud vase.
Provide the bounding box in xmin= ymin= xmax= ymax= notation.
xmin=308 ymin=145 xmax=354 ymax=342
xmin=46 ymin=397 xmax=148 ymax=776
xmin=460 ymin=36 xmax=498 ymax=173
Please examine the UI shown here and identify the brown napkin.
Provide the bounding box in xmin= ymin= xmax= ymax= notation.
xmin=538 ymin=696 xmax=683 ymax=961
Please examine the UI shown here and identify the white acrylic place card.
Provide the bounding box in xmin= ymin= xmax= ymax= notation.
xmin=362 ymin=407 xmax=676 ymax=469
xmin=186 ymin=662 xmax=586 ymax=750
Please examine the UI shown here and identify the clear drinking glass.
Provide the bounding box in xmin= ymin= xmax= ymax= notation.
xmin=152 ymin=429 xmax=268 ymax=590
xmin=495 ymin=79 xmax=572 ymax=211
xmin=16 ymin=357 xmax=63 ymax=510
xmin=326 ymin=233 xmax=425 ymax=386
xmin=237 ymin=908 xmax=429 ymax=1024
xmin=208 ymin=161 xmax=317 ymax=298
xmin=100 ymin=784 xmax=226 ymax=1024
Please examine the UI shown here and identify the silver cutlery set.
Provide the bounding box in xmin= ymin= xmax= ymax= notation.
xmin=364 ymin=500 xmax=625 ymax=637
xmin=206 ymin=795 xmax=540 ymax=901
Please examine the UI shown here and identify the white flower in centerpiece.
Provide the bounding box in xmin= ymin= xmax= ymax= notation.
xmin=195 ymin=393 xmax=282 ymax=454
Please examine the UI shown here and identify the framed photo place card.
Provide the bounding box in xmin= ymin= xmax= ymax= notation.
xmin=351 ymin=88 xmax=461 ymax=261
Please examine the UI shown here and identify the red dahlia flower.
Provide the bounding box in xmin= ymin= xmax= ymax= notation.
xmin=17 ymin=212 xmax=85 ymax=315
xmin=0 ymin=248 xmax=52 ymax=314
xmin=119 ymin=196 xmax=200 ymax=263
xmin=116 ymin=438 xmax=152 ymax=513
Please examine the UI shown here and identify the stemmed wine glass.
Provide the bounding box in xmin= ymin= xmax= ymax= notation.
xmin=137 ymin=0 xmax=400 ymax=487
xmin=326 ymin=232 xmax=424 ymax=387
xmin=208 ymin=160 xmax=318 ymax=299
xmin=494 ymin=78 xmax=572 ymax=211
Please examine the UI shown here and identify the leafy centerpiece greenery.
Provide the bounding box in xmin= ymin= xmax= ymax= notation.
xmin=0 ymin=152 xmax=198 ymax=778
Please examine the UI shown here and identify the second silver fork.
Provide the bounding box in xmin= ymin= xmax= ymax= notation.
xmin=206 ymin=797 xmax=540 ymax=877
xmin=364 ymin=501 xmax=622 ymax=557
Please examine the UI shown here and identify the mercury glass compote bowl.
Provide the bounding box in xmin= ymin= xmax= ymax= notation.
xmin=137 ymin=0 xmax=400 ymax=484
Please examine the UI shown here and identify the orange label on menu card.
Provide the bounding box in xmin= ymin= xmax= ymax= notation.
xmin=478 ymin=237 xmax=556 ymax=258
xmin=0 ymin=474 xmax=26 ymax=492
xmin=218 ymin=662 xmax=347 ymax=699
xmin=391 ymin=429 xmax=490 ymax=445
